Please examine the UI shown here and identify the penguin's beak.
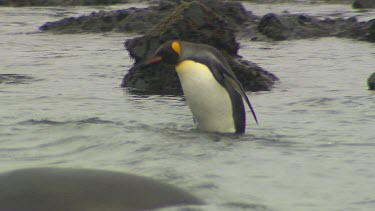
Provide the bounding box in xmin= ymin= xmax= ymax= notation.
xmin=144 ymin=56 xmax=163 ymax=65
xmin=132 ymin=56 xmax=162 ymax=71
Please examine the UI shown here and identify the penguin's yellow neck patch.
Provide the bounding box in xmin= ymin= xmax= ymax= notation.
xmin=171 ymin=41 xmax=181 ymax=55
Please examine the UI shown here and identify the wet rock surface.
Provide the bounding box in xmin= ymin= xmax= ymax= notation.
xmin=368 ymin=72 xmax=375 ymax=90
xmin=39 ymin=0 xmax=257 ymax=35
xmin=353 ymin=0 xmax=375 ymax=9
xmin=258 ymin=13 xmax=375 ymax=42
xmin=121 ymin=1 xmax=278 ymax=94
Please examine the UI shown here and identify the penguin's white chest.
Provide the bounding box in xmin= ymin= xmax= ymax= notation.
xmin=176 ymin=60 xmax=235 ymax=133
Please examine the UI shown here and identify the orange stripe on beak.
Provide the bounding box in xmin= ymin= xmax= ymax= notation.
xmin=144 ymin=56 xmax=163 ymax=65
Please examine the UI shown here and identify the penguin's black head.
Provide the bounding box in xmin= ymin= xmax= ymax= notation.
xmin=143 ymin=41 xmax=180 ymax=66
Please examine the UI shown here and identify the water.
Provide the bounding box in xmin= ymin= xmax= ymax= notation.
xmin=1 ymin=3 xmax=375 ymax=211
xmin=242 ymin=2 xmax=375 ymax=21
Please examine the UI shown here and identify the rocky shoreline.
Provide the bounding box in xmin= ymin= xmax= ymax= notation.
xmin=37 ymin=0 xmax=375 ymax=93
xmin=38 ymin=0 xmax=375 ymax=43
xmin=4 ymin=0 xmax=374 ymax=93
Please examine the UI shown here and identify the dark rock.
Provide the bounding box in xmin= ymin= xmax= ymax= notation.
xmin=39 ymin=0 xmax=258 ymax=36
xmin=259 ymin=13 xmax=338 ymax=40
xmin=336 ymin=18 xmax=375 ymax=42
xmin=259 ymin=13 xmax=344 ymax=40
xmin=0 ymin=74 xmax=35 ymax=84
xmin=207 ymin=0 xmax=263 ymax=40
xmin=40 ymin=6 xmax=169 ymax=34
xmin=0 ymin=168 xmax=203 ymax=211
xmin=257 ymin=13 xmax=375 ymax=42
xmin=228 ymin=59 xmax=278 ymax=92
xmin=366 ymin=20 xmax=375 ymax=42
xmin=363 ymin=19 xmax=375 ymax=42
xmin=121 ymin=1 xmax=278 ymax=94
xmin=353 ymin=0 xmax=375 ymax=9
xmin=38 ymin=0 xmax=375 ymax=43
xmin=0 ymin=0 xmax=132 ymax=6
xmin=126 ymin=2 xmax=239 ymax=62
xmin=368 ymin=72 xmax=375 ymax=90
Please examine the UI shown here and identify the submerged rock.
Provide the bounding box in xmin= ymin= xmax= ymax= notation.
xmin=368 ymin=72 xmax=375 ymax=90
xmin=0 ymin=168 xmax=203 ymax=211
xmin=353 ymin=0 xmax=375 ymax=9
xmin=121 ymin=1 xmax=278 ymax=94
xmin=258 ymin=13 xmax=375 ymax=42
xmin=0 ymin=74 xmax=35 ymax=84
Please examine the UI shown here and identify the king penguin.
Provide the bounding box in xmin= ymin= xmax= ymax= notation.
xmin=141 ymin=40 xmax=258 ymax=134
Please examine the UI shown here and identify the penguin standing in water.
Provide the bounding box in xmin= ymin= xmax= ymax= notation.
xmin=141 ymin=41 xmax=258 ymax=134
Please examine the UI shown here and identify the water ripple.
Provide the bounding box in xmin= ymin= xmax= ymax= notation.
xmin=0 ymin=74 xmax=37 ymax=85
xmin=223 ymin=202 xmax=272 ymax=211
xmin=18 ymin=117 xmax=122 ymax=126
xmin=287 ymin=97 xmax=338 ymax=107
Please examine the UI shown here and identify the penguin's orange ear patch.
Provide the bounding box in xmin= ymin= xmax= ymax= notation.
xmin=171 ymin=41 xmax=181 ymax=55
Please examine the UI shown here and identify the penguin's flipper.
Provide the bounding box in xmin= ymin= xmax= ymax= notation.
xmin=209 ymin=60 xmax=259 ymax=125
xmin=224 ymin=75 xmax=258 ymax=125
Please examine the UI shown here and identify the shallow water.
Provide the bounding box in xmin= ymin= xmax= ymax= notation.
xmin=0 ymin=3 xmax=375 ymax=211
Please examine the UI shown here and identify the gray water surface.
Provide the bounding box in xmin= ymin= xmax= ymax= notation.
xmin=1 ymin=3 xmax=375 ymax=211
